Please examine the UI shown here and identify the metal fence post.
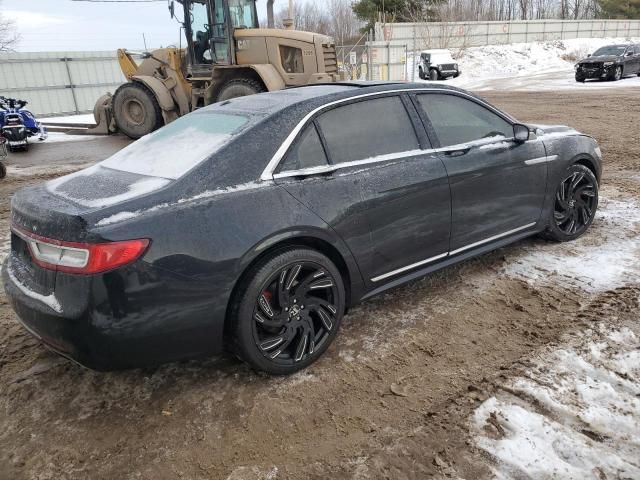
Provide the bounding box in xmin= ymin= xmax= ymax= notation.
xmin=62 ymin=57 xmax=80 ymax=115
xmin=386 ymin=42 xmax=391 ymax=81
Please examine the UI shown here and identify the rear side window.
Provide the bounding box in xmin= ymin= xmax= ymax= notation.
xmin=416 ymin=94 xmax=512 ymax=147
xmin=101 ymin=112 xmax=248 ymax=180
xmin=278 ymin=124 xmax=328 ymax=172
xmin=316 ymin=96 xmax=419 ymax=164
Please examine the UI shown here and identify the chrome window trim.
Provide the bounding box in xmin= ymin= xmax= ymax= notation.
xmin=272 ymin=148 xmax=428 ymax=179
xmin=371 ymin=222 xmax=537 ymax=282
xmin=260 ymin=88 xmax=515 ymax=181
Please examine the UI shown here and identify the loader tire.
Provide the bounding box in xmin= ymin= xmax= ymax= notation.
xmin=113 ymin=83 xmax=163 ymax=139
xmin=216 ymin=78 xmax=266 ymax=102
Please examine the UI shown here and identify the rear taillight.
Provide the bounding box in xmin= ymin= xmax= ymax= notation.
xmin=12 ymin=227 xmax=149 ymax=274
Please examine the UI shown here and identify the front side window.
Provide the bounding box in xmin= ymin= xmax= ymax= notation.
xmin=101 ymin=112 xmax=249 ymax=179
xmin=190 ymin=1 xmax=212 ymax=64
xmin=416 ymin=94 xmax=512 ymax=147
xmin=278 ymin=124 xmax=328 ymax=172
xmin=316 ymin=96 xmax=420 ymax=164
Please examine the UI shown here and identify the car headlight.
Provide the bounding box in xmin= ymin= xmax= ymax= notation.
xmin=603 ymin=61 xmax=614 ymax=66
xmin=574 ymin=64 xmax=579 ymax=71
xmin=454 ymin=63 xmax=458 ymax=69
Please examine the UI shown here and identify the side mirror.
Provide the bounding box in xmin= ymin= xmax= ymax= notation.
xmin=625 ymin=51 xmax=633 ymax=57
xmin=587 ymin=53 xmax=591 ymax=57
xmin=168 ymin=0 xmax=175 ymax=18
xmin=513 ymin=123 xmax=530 ymax=143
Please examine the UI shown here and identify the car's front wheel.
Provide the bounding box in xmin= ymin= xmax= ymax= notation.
xmin=542 ymin=164 xmax=598 ymax=242
xmin=611 ymin=66 xmax=623 ymax=81
xmin=429 ymin=69 xmax=439 ymax=81
xmin=230 ymin=248 xmax=345 ymax=375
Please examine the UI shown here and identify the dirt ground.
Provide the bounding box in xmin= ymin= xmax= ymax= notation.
xmin=1 ymin=89 xmax=639 ymax=480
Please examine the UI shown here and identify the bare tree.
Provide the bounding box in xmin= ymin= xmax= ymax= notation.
xmin=0 ymin=4 xmax=19 ymax=51
xmin=275 ymin=3 xmax=331 ymax=35
xmin=329 ymin=0 xmax=362 ymax=45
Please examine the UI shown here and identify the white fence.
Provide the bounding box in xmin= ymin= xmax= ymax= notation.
xmin=0 ymin=51 xmax=123 ymax=117
xmin=368 ymin=19 xmax=640 ymax=81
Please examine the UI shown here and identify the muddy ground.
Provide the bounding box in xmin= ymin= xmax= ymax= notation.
xmin=1 ymin=90 xmax=639 ymax=480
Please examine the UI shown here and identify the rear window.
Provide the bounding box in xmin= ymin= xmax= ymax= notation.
xmin=101 ymin=112 xmax=249 ymax=179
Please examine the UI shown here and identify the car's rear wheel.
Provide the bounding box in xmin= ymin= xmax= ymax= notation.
xmin=230 ymin=248 xmax=345 ymax=375
xmin=542 ymin=164 xmax=598 ymax=242
xmin=418 ymin=67 xmax=425 ymax=80
xmin=0 ymin=162 xmax=6 ymax=179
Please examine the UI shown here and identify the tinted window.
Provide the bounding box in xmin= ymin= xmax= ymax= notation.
xmin=279 ymin=123 xmax=328 ymax=172
xmin=317 ymin=96 xmax=420 ymax=164
xmin=416 ymin=94 xmax=512 ymax=147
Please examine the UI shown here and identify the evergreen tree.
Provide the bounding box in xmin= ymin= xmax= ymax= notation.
xmin=353 ymin=0 xmax=444 ymax=31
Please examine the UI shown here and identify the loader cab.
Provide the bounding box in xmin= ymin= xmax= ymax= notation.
xmin=176 ymin=0 xmax=258 ymax=76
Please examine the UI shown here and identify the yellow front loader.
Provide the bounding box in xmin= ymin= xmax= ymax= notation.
xmin=93 ymin=0 xmax=339 ymax=139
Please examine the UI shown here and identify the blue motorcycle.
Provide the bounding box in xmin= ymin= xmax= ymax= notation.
xmin=0 ymin=96 xmax=47 ymax=152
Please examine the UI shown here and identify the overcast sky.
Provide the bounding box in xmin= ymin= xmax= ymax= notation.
xmin=2 ymin=0 xmax=291 ymax=52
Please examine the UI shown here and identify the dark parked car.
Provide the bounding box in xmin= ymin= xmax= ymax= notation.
xmin=2 ymin=82 xmax=602 ymax=374
xmin=575 ymin=44 xmax=640 ymax=82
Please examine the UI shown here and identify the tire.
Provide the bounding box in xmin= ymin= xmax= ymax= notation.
xmin=216 ymin=77 xmax=266 ymax=102
xmin=429 ymin=69 xmax=439 ymax=81
xmin=541 ymin=164 xmax=598 ymax=242
xmin=418 ymin=67 xmax=426 ymax=80
xmin=611 ymin=66 xmax=623 ymax=81
xmin=113 ymin=82 xmax=163 ymax=139
xmin=575 ymin=75 xmax=585 ymax=83
xmin=0 ymin=162 xmax=5 ymax=179
xmin=230 ymin=248 xmax=345 ymax=375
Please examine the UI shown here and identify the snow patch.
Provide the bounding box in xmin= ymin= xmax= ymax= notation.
xmin=409 ymin=37 xmax=640 ymax=91
xmin=6 ymin=260 xmax=62 ymax=313
xmin=473 ymin=325 xmax=640 ymax=479
xmin=504 ymin=197 xmax=640 ymax=292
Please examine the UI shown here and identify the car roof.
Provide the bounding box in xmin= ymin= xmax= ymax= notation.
xmin=201 ymin=81 xmax=467 ymax=118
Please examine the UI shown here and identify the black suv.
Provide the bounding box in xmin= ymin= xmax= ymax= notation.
xmin=575 ymin=44 xmax=640 ymax=82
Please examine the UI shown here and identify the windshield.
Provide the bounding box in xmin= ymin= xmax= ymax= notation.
xmin=228 ymin=0 xmax=258 ymax=28
xmin=101 ymin=112 xmax=249 ymax=179
xmin=592 ymin=45 xmax=627 ymax=56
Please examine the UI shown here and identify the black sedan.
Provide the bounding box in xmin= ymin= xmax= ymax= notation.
xmin=2 ymin=82 xmax=602 ymax=374
xmin=575 ymin=44 xmax=640 ymax=82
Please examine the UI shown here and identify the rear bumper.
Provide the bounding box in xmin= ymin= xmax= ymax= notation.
xmin=2 ymin=256 xmax=228 ymax=370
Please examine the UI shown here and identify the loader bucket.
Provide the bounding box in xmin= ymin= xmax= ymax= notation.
xmin=89 ymin=93 xmax=117 ymax=135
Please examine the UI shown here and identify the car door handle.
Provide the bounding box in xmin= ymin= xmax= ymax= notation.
xmin=442 ymin=147 xmax=471 ymax=157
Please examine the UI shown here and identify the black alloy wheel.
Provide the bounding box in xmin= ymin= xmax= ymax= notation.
xmin=543 ymin=164 xmax=598 ymax=241
xmin=612 ymin=66 xmax=623 ymax=81
xmin=231 ymin=248 xmax=345 ymax=374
